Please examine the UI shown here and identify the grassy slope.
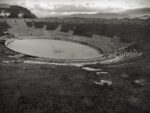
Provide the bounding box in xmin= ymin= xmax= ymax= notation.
xmin=0 ymin=63 xmax=149 ymax=113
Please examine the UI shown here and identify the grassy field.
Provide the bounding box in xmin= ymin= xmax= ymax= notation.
xmin=0 ymin=62 xmax=149 ymax=113
xmin=0 ymin=19 xmax=150 ymax=113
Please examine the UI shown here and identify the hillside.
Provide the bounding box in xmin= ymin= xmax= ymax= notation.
xmin=0 ymin=4 xmax=36 ymax=18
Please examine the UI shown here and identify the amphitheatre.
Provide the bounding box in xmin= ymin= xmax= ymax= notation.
xmin=0 ymin=3 xmax=150 ymax=113
xmin=0 ymin=18 xmax=149 ymax=113
xmin=2 ymin=19 xmax=143 ymax=65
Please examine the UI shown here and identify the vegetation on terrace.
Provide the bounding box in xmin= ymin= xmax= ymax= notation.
xmin=26 ymin=21 xmax=150 ymax=44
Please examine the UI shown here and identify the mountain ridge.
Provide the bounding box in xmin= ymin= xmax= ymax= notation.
xmin=121 ymin=7 xmax=150 ymax=14
xmin=68 ymin=13 xmax=130 ymax=19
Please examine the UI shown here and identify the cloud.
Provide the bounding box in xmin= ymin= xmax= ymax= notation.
xmin=0 ymin=0 xmax=150 ymax=17
xmin=48 ymin=4 xmax=96 ymax=12
xmin=31 ymin=4 xmax=125 ymax=17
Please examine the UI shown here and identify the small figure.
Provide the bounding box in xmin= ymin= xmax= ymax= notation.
xmin=93 ymin=80 xmax=112 ymax=86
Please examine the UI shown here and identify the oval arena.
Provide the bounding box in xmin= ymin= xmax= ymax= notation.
xmin=4 ymin=19 xmax=142 ymax=64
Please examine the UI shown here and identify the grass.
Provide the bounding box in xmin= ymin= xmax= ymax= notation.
xmin=0 ymin=63 xmax=144 ymax=113
xmin=0 ymin=57 xmax=149 ymax=113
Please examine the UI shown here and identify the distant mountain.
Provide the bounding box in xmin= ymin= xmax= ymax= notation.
xmin=120 ymin=8 xmax=150 ymax=19
xmin=0 ymin=4 xmax=36 ymax=18
xmin=68 ymin=13 xmax=129 ymax=19
xmin=122 ymin=8 xmax=150 ymax=15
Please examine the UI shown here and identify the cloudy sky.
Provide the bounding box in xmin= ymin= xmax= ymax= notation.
xmin=0 ymin=0 xmax=150 ymax=17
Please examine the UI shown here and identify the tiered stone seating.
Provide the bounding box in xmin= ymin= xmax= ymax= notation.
xmin=6 ymin=20 xmax=139 ymax=63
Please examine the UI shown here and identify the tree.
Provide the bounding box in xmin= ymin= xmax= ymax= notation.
xmin=7 ymin=5 xmax=36 ymax=18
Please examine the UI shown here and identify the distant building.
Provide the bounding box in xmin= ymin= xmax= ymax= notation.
xmin=18 ymin=11 xmax=24 ymax=18
xmin=0 ymin=4 xmax=10 ymax=18
xmin=5 ymin=12 xmax=10 ymax=17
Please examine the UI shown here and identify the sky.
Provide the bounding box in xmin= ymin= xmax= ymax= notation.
xmin=0 ymin=0 xmax=150 ymax=17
